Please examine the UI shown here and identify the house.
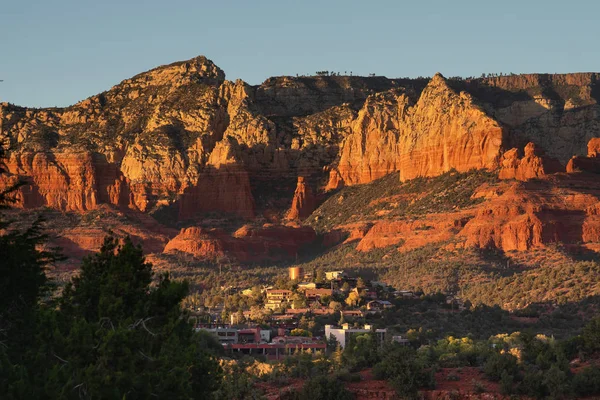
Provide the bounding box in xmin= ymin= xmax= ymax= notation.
xmin=341 ymin=310 xmax=364 ymax=318
xmin=392 ymin=335 xmax=410 ymax=346
xmin=370 ymin=281 xmax=388 ymax=289
xmin=325 ymin=324 xmax=387 ymax=349
xmin=394 ymin=290 xmax=417 ymax=299
xmin=325 ymin=271 xmax=346 ymax=280
xmin=285 ymin=308 xmax=310 ymax=315
xmin=305 ymin=288 xmax=333 ymax=301
xmin=446 ymin=295 xmax=466 ymax=311
xmin=265 ymin=289 xmax=293 ymax=310
xmin=297 ymin=282 xmax=317 ymax=291
xmin=366 ymin=300 xmax=394 ymax=311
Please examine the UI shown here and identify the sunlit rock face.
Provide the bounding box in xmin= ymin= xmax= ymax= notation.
xmin=3 ymin=56 xmax=600 ymax=263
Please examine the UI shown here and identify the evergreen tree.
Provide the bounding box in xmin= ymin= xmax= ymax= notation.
xmin=3 ymin=234 xmax=222 ymax=399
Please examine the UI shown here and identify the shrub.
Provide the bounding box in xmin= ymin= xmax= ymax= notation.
xmin=472 ymin=380 xmax=486 ymax=393
xmin=572 ymin=366 xmax=600 ymax=397
xmin=484 ymin=352 xmax=518 ymax=381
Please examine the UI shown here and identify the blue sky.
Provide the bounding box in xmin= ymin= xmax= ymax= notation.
xmin=1 ymin=0 xmax=597 ymax=108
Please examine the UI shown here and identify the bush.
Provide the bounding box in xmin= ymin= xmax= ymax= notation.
xmin=446 ymin=373 xmax=460 ymax=381
xmin=282 ymin=375 xmax=354 ymax=400
xmin=484 ymin=352 xmax=518 ymax=381
xmin=499 ymin=371 xmax=515 ymax=395
xmin=472 ymin=380 xmax=486 ymax=393
xmin=572 ymin=366 xmax=600 ymax=397
xmin=373 ymin=344 xmax=435 ymax=399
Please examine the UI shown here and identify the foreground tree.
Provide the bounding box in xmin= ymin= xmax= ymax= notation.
xmin=3 ymin=235 xmax=221 ymax=399
xmin=0 ymin=147 xmax=65 ymax=397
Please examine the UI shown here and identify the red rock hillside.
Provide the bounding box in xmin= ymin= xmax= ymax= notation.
xmin=2 ymin=55 xmax=600 ymax=266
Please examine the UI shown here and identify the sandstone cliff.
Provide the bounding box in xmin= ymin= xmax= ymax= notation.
xmin=3 ymin=55 xmax=600 ymax=265
xmin=326 ymin=74 xmax=504 ymax=189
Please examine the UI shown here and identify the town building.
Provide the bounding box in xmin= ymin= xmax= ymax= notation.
xmin=305 ymin=288 xmax=333 ymax=301
xmin=226 ymin=341 xmax=326 ymax=360
xmin=297 ymin=282 xmax=317 ymax=291
xmin=325 ymin=324 xmax=387 ymax=349
xmin=325 ymin=270 xmax=347 ymax=280
xmin=265 ymin=289 xmax=293 ymax=310
xmin=198 ymin=326 xmax=238 ymax=345
xmin=366 ymin=300 xmax=394 ymax=311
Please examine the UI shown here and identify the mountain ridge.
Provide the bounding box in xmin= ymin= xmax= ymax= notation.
xmin=2 ymin=55 xmax=600 ymax=280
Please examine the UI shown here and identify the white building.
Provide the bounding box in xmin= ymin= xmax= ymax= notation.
xmin=325 ymin=271 xmax=347 ymax=280
xmin=325 ymin=323 xmax=386 ymax=348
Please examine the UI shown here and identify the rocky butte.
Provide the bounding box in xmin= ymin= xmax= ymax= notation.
xmin=2 ymin=55 xmax=600 ymax=263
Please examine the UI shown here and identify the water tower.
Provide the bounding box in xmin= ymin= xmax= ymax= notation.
xmin=289 ymin=267 xmax=303 ymax=281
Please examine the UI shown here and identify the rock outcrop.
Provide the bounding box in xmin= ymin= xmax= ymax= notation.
xmin=163 ymin=223 xmax=317 ymax=262
xmin=326 ymin=74 xmax=504 ymax=189
xmin=499 ymin=142 xmax=564 ymax=181
xmin=4 ymin=55 xmax=600 ymax=266
xmin=566 ymin=138 xmax=600 ymax=174
xmin=286 ymin=177 xmax=317 ymax=220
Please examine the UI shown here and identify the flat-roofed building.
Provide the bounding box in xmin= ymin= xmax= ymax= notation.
xmin=325 ymin=324 xmax=386 ymax=349
xmin=305 ymin=288 xmax=333 ymax=301
xmin=325 ymin=271 xmax=346 ymax=280
xmin=265 ymin=289 xmax=293 ymax=310
xmin=199 ymin=327 xmax=239 ymax=345
xmin=297 ymin=282 xmax=317 ymax=291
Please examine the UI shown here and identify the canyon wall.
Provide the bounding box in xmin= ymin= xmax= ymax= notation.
xmin=2 ymin=55 xmax=600 ymax=229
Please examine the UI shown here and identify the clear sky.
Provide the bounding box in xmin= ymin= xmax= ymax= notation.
xmin=1 ymin=0 xmax=598 ymax=108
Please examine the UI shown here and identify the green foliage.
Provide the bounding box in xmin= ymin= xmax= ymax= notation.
xmin=484 ymin=352 xmax=519 ymax=381
xmin=213 ymin=361 xmax=265 ymax=400
xmin=2 ymin=234 xmax=221 ymax=399
xmin=307 ymin=169 xmax=497 ymax=233
xmin=572 ymin=367 xmax=600 ymax=397
xmin=372 ymin=344 xmax=435 ymax=399
xmin=342 ymin=333 xmax=380 ymax=370
xmin=499 ymin=370 xmax=515 ymax=395
xmin=582 ymin=317 xmax=600 ymax=353
xmin=282 ymin=375 xmax=354 ymax=400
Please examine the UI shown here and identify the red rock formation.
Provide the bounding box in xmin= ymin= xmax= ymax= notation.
xmin=499 ymin=142 xmax=563 ymax=181
xmin=163 ymin=227 xmax=227 ymax=259
xmin=0 ymin=151 xmax=138 ymax=212
xmin=1 ymin=151 xmax=98 ymax=211
xmin=566 ymin=138 xmax=600 ymax=174
xmin=286 ymin=177 xmax=317 ymax=220
xmin=461 ymin=177 xmax=600 ymax=251
xmin=327 ymin=74 xmax=504 ymax=189
xmin=178 ymin=138 xmax=255 ymax=220
xmin=164 ymin=223 xmax=316 ymax=262
xmin=356 ymin=215 xmax=471 ymax=252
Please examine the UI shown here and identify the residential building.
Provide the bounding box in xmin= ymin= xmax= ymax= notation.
xmin=325 ymin=270 xmax=347 ymax=280
xmin=394 ymin=290 xmax=417 ymax=299
xmin=297 ymin=282 xmax=317 ymax=291
xmin=325 ymin=324 xmax=387 ymax=349
xmin=265 ymin=289 xmax=293 ymax=310
xmin=341 ymin=310 xmax=364 ymax=318
xmin=305 ymin=288 xmax=333 ymax=301
xmin=392 ymin=336 xmax=410 ymax=345
xmin=366 ymin=300 xmax=394 ymax=311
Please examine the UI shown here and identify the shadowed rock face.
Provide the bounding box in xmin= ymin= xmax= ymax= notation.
xmin=2 ymin=56 xmax=600 ymax=261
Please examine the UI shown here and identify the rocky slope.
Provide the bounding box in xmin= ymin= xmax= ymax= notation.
xmin=2 ymin=55 xmax=600 ymax=268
